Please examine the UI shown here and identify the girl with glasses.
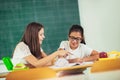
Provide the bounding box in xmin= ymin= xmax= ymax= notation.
xmin=58 ymin=25 xmax=99 ymax=63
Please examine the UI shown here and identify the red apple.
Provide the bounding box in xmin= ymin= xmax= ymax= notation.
xmin=99 ymin=52 xmax=108 ymax=58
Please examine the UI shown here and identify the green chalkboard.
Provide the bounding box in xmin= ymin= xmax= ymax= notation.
xmin=0 ymin=0 xmax=80 ymax=59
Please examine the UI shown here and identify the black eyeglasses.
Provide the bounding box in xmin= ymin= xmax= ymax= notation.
xmin=69 ymin=36 xmax=82 ymax=42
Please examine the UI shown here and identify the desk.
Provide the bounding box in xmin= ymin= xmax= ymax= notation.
xmin=1 ymin=60 xmax=120 ymax=80
xmin=43 ymin=74 xmax=85 ymax=80
xmin=1 ymin=68 xmax=120 ymax=80
xmin=0 ymin=62 xmax=92 ymax=80
xmin=88 ymin=69 xmax=120 ymax=80
xmin=43 ymin=68 xmax=120 ymax=80
xmin=44 ymin=58 xmax=120 ymax=80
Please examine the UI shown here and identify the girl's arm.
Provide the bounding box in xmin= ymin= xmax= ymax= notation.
xmin=24 ymin=50 xmax=68 ymax=67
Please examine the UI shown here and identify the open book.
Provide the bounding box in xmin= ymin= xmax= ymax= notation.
xmin=49 ymin=58 xmax=93 ymax=71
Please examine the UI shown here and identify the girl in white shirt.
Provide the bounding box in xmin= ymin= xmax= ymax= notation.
xmin=59 ymin=25 xmax=99 ymax=63
xmin=12 ymin=22 xmax=69 ymax=68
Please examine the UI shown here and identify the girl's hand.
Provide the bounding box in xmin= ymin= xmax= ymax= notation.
xmin=55 ymin=50 xmax=69 ymax=58
xmin=76 ymin=58 xmax=84 ymax=63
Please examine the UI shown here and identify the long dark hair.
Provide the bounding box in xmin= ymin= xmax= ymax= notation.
xmin=69 ymin=24 xmax=86 ymax=44
xmin=21 ymin=22 xmax=44 ymax=58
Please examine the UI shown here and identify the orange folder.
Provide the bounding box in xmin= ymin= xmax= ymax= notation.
xmin=91 ymin=58 xmax=120 ymax=73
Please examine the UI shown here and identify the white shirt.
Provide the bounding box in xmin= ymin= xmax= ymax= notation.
xmin=12 ymin=42 xmax=43 ymax=65
xmin=59 ymin=41 xmax=93 ymax=59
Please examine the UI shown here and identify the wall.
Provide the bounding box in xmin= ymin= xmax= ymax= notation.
xmin=78 ymin=0 xmax=120 ymax=52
